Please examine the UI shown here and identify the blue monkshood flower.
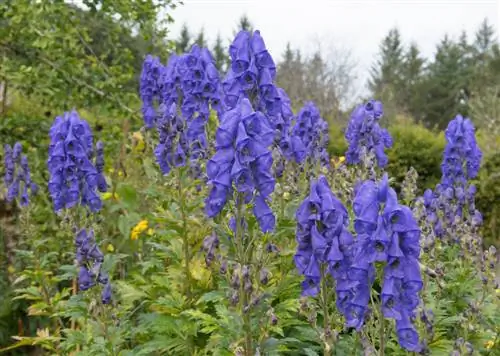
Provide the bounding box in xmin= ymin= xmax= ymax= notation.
xmin=205 ymin=98 xmax=276 ymax=233
xmin=290 ymin=102 xmax=329 ymax=166
xmin=4 ymin=143 xmax=38 ymax=206
xmin=223 ymin=30 xmax=294 ymax=153
xmin=345 ymin=100 xmax=392 ymax=168
xmin=441 ymin=115 xmax=482 ymax=188
xmin=140 ymin=55 xmax=163 ymax=128
xmin=101 ymin=282 xmax=112 ymax=304
xmin=47 ymin=110 xmax=103 ymax=212
xmin=75 ymin=228 xmax=110 ymax=300
xmin=340 ymin=174 xmax=422 ymax=351
xmin=294 ymin=175 xmax=353 ymax=296
xmin=152 ymin=45 xmax=223 ymax=176
xmin=95 ymin=141 xmax=107 ymax=192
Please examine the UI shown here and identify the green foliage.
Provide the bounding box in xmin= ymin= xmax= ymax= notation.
xmin=477 ymin=150 xmax=500 ymax=247
xmin=0 ymin=0 xmax=179 ymax=115
xmin=386 ymin=123 xmax=445 ymax=192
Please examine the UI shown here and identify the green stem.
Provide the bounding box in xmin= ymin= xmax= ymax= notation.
xmin=379 ymin=304 xmax=385 ymax=356
xmin=234 ymin=194 xmax=252 ymax=356
xmin=178 ymin=169 xmax=191 ymax=300
xmin=320 ymin=263 xmax=332 ymax=356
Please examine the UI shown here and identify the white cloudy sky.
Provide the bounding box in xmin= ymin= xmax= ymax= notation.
xmin=167 ymin=0 xmax=500 ymax=97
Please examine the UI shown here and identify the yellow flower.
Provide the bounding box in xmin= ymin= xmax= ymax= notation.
xmin=331 ymin=156 xmax=346 ymax=169
xmin=130 ymin=220 xmax=149 ymax=240
xmin=102 ymin=192 xmax=119 ymax=201
xmin=283 ymin=192 xmax=290 ymax=200
xmin=147 ymin=228 xmax=154 ymax=236
xmin=7 ymin=265 xmax=15 ymax=274
xmin=485 ymin=340 xmax=495 ymax=349
xmin=107 ymin=244 xmax=115 ymax=252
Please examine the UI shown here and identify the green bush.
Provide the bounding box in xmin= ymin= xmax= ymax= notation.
xmin=386 ymin=124 xmax=445 ymax=192
xmin=477 ymin=150 xmax=500 ymax=247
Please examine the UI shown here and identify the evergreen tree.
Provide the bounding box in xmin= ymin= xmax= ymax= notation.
xmin=368 ymin=28 xmax=405 ymax=99
xmin=419 ymin=35 xmax=470 ymax=128
xmin=176 ymin=23 xmax=191 ymax=53
xmin=402 ymin=42 xmax=425 ymax=116
xmin=195 ymin=28 xmax=207 ymax=48
xmin=213 ymin=33 xmax=228 ymax=71
xmin=234 ymin=14 xmax=253 ymax=35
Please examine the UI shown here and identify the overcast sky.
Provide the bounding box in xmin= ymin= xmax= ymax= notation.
xmin=167 ymin=0 xmax=500 ymax=97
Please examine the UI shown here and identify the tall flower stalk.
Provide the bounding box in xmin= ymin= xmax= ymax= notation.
xmin=339 ymin=174 xmax=423 ymax=353
xmin=294 ymin=175 xmax=353 ymax=354
xmin=47 ymin=110 xmax=110 ymax=304
xmin=140 ymin=45 xmax=224 ymax=300
xmin=205 ymin=96 xmax=276 ymax=355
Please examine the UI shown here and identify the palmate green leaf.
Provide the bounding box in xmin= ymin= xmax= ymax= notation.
xmin=116 ymin=281 xmax=147 ymax=310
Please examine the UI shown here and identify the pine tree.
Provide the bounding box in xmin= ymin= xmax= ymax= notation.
xmin=368 ymin=28 xmax=405 ymax=95
xmin=419 ymin=35 xmax=470 ymax=128
xmin=234 ymin=14 xmax=253 ymax=35
xmin=195 ymin=28 xmax=207 ymax=48
xmin=213 ymin=33 xmax=228 ymax=71
xmin=402 ymin=42 xmax=425 ymax=117
xmin=176 ymin=23 xmax=191 ymax=53
xmin=368 ymin=28 xmax=406 ymax=120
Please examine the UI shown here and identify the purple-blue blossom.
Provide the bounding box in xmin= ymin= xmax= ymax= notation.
xmin=345 ymin=99 xmax=392 ymax=168
xmin=290 ymin=102 xmax=329 ymax=166
xmin=205 ymin=98 xmax=276 ymax=233
xmin=223 ymin=30 xmax=295 ymax=162
xmin=441 ymin=115 xmax=482 ymax=187
xmin=340 ymin=174 xmax=422 ymax=352
xmin=4 ymin=142 xmax=38 ymax=206
xmin=153 ymin=45 xmax=223 ymax=176
xmin=294 ymin=175 xmax=353 ymax=296
xmin=139 ymin=55 xmax=163 ymax=129
xmin=75 ymin=228 xmax=111 ymax=303
xmin=47 ymin=110 xmax=104 ymax=212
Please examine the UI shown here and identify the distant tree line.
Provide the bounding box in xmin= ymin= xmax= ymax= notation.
xmin=175 ymin=15 xmax=499 ymax=132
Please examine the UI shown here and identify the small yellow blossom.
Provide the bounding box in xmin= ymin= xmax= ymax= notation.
xmin=485 ymin=340 xmax=495 ymax=349
xmin=131 ymin=220 xmax=149 ymax=240
xmin=107 ymin=244 xmax=115 ymax=252
xmin=102 ymin=192 xmax=119 ymax=201
xmin=283 ymin=192 xmax=291 ymax=200
xmin=118 ymin=171 xmax=124 ymax=177
xmin=147 ymin=228 xmax=154 ymax=236
xmin=331 ymin=156 xmax=346 ymax=169
xmin=7 ymin=265 xmax=15 ymax=274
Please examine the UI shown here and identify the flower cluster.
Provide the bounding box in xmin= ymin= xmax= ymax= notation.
xmin=153 ymin=45 xmax=223 ymax=176
xmin=422 ymin=115 xmax=483 ymax=238
xmin=223 ymin=31 xmax=294 ymax=148
xmin=4 ymin=142 xmax=38 ymax=206
xmin=339 ymin=174 xmax=422 ymax=352
xmin=294 ymin=175 xmax=353 ymax=296
xmin=47 ymin=111 xmax=107 ymax=212
xmin=290 ymin=102 xmax=329 ymax=167
xmin=441 ymin=115 xmax=482 ymax=187
xmin=140 ymin=55 xmax=163 ymax=129
xmin=205 ymin=98 xmax=276 ymax=233
xmin=345 ymin=100 xmax=393 ymax=168
xmin=75 ymin=228 xmax=111 ymax=304
xmin=131 ymin=219 xmax=149 ymax=240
